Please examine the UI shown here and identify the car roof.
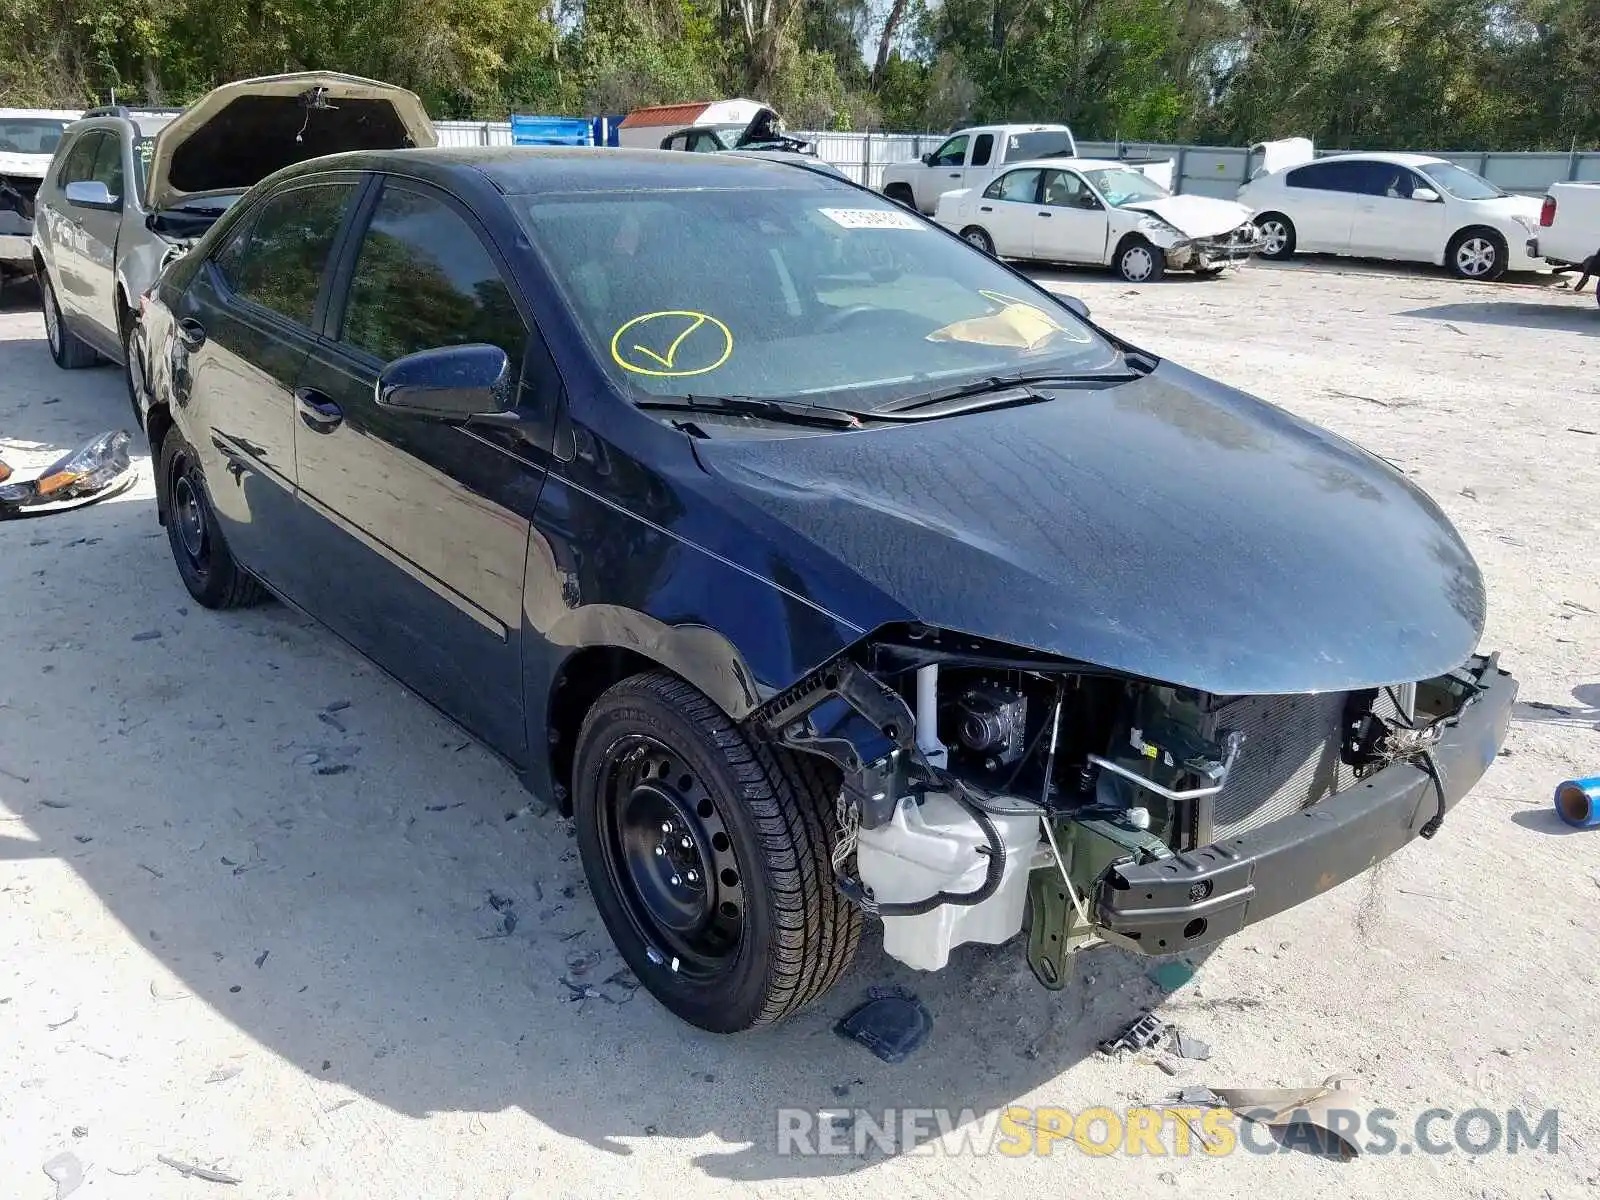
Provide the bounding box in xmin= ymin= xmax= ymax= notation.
xmin=277 ymin=145 xmax=852 ymax=195
xmin=1001 ymin=157 xmax=1136 ymax=173
xmin=1301 ymin=151 xmax=1446 ymax=169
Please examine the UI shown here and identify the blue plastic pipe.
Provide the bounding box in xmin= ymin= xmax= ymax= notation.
xmin=1553 ymin=776 xmax=1600 ymax=828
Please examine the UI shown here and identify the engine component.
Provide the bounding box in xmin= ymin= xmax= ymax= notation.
xmin=951 ymin=683 xmax=1028 ymax=767
xmin=855 ymin=791 xmax=1043 ymax=971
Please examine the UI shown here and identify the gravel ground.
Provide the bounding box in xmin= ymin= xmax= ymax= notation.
xmin=2 ymin=260 xmax=1598 ymax=1200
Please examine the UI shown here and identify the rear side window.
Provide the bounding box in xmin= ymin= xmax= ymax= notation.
xmin=213 ymin=183 xmax=356 ymax=327
xmin=1285 ymin=160 xmax=1372 ymax=193
xmin=970 ymin=133 xmax=994 ymax=167
xmin=985 ymin=169 xmax=1041 ymax=202
xmin=338 ymin=184 xmax=525 ymax=365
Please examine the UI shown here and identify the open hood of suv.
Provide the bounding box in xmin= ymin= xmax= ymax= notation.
xmin=145 ymin=72 xmax=435 ymax=211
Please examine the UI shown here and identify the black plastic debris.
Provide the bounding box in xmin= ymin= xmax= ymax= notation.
xmin=1100 ymin=1010 xmax=1167 ymax=1054
xmin=834 ymin=989 xmax=932 ymax=1064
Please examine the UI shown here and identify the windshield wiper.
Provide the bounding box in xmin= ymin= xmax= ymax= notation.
xmin=876 ymin=368 xmax=1147 ymax=416
xmin=638 ymin=394 xmax=867 ymax=429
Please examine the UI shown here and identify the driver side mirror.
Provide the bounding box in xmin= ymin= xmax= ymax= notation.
xmin=375 ymin=344 xmax=516 ymax=422
xmin=1059 ymin=295 xmax=1091 ymax=321
xmin=920 ymin=152 xmax=933 ymax=166
xmin=1411 ymin=187 xmax=1441 ymax=203
xmin=64 ymin=180 xmax=120 ymax=210
xmin=1076 ymin=192 xmax=1102 ymax=210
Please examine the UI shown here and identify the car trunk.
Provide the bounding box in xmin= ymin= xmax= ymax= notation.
xmin=145 ymin=72 xmax=436 ymax=215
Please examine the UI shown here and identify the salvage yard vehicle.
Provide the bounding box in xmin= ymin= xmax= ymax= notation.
xmin=0 ymin=108 xmax=81 ymax=296
xmin=1533 ymin=181 xmax=1600 ymax=304
xmin=658 ymin=105 xmax=847 ymax=179
xmin=29 ymin=72 xmax=435 ymax=394
xmin=1238 ymin=151 xmax=1543 ymax=280
xmin=134 ymin=146 xmax=1517 ymax=1033
xmin=881 ymin=123 xmax=1083 ymax=214
xmin=935 ymin=158 xmax=1262 ymax=281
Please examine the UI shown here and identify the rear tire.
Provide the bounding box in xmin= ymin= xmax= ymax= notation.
xmin=884 ymin=183 xmax=916 ymax=210
xmin=1256 ymin=213 xmax=1296 ymax=260
xmin=1115 ymin=236 xmax=1165 ymax=283
xmin=158 ymin=430 xmax=264 ymax=610
xmin=573 ymin=671 xmax=860 ymax=1032
xmin=41 ymin=271 xmax=97 ymax=369
xmin=961 ymin=226 xmax=996 ymax=256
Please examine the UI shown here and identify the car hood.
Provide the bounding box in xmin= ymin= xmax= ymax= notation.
xmin=1122 ymin=194 xmax=1255 ymax=239
xmin=145 ymin=72 xmax=435 ymax=211
xmin=1465 ymin=193 xmax=1542 ymax=222
xmin=695 ymin=363 xmax=1485 ymax=695
xmin=0 ymin=151 xmax=50 ymax=180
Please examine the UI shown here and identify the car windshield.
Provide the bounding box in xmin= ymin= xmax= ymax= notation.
xmin=1008 ymin=131 xmax=1075 ymax=159
xmin=0 ymin=118 xmax=68 ymax=155
xmin=1082 ymin=168 xmax=1170 ymax=206
xmin=1419 ymin=162 xmax=1506 ymax=201
xmin=517 ymin=187 xmax=1121 ymax=409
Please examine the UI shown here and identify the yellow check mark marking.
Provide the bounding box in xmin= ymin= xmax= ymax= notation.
xmin=632 ymin=314 xmax=706 ymax=369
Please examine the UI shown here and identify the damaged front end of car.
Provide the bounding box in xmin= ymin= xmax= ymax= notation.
xmin=750 ymin=625 xmax=1516 ymax=987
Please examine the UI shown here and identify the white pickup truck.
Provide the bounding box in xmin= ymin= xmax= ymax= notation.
xmin=1534 ymin=181 xmax=1600 ymax=303
xmin=882 ymin=124 xmax=1082 ymax=215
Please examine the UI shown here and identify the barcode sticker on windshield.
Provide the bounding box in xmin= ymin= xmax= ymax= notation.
xmin=819 ymin=207 xmax=926 ymax=231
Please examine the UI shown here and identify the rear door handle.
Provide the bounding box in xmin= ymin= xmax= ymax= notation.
xmin=949 ymin=172 xmax=962 ymax=178
xmin=1038 ymin=211 xmax=1053 ymax=218
xmin=295 ymin=387 xmax=343 ymax=433
xmin=176 ymin=317 xmax=206 ymax=348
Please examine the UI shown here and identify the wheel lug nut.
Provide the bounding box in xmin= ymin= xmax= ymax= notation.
xmin=654 ymin=845 xmax=665 ymax=856
xmin=670 ymin=875 xmax=681 ymax=886
xmin=660 ymin=822 xmax=672 ymax=833
xmin=686 ymin=870 xmax=698 ymax=883
xmin=680 ymin=837 xmax=692 ymax=849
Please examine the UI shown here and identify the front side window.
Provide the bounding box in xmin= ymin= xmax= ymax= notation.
xmin=56 ymin=131 xmax=103 ymax=187
xmin=518 ymin=185 xmax=1120 ymax=409
xmin=930 ymin=136 xmax=967 ymax=168
xmin=216 ymin=183 xmax=355 ymax=326
xmin=89 ymin=134 xmax=124 ymax=200
xmin=1418 ymin=162 xmax=1505 ymax=201
xmin=985 ymin=169 xmax=1042 ymax=203
xmin=340 ymin=184 xmax=525 ymax=365
xmin=1040 ymin=170 xmax=1092 ymax=208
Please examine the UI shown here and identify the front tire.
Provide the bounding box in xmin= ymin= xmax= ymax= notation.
xmin=1115 ymin=236 xmax=1165 ymax=283
xmin=1256 ymin=213 xmax=1296 ymax=260
xmin=159 ymin=430 xmax=263 ymax=609
xmin=961 ymin=226 xmax=996 ymax=256
xmin=1448 ymin=227 xmax=1508 ymax=281
xmin=573 ymin=672 xmax=860 ymax=1032
xmin=884 ymin=183 xmax=916 ymax=210
xmin=41 ymin=271 xmax=97 ymax=369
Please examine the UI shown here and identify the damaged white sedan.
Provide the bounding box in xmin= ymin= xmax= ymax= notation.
xmin=935 ymin=157 xmax=1264 ymax=282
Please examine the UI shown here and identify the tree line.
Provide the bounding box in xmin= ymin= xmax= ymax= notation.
xmin=2 ymin=0 xmax=1597 ymax=149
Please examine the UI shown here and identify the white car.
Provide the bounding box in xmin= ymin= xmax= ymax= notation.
xmin=933 ymin=158 xmax=1264 ymax=282
xmin=1237 ymin=151 xmax=1542 ymax=280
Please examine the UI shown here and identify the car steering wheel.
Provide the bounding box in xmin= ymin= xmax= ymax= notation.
xmin=817 ymin=304 xmax=888 ymax=333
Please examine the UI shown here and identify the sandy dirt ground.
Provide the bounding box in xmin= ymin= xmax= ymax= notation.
xmin=2 ymin=260 xmax=1599 ymax=1200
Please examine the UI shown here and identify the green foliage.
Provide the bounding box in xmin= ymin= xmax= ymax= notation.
xmin=0 ymin=0 xmax=1595 ymax=149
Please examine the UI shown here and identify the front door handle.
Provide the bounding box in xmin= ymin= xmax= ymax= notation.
xmin=949 ymin=172 xmax=962 ymax=178
xmin=295 ymin=387 xmax=343 ymax=433
xmin=979 ymin=205 xmax=993 ymax=212
xmin=1038 ymin=211 xmax=1053 ymax=218
xmin=176 ymin=317 xmax=206 ymax=349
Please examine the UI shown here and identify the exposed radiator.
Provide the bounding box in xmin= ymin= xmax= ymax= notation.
xmin=1201 ymin=690 xmax=1397 ymax=841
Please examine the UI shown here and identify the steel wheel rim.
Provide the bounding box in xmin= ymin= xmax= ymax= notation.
xmin=965 ymin=230 xmax=991 ymax=252
xmin=1457 ymin=237 xmax=1496 ymax=276
xmin=1261 ymin=221 xmax=1286 ymax=254
xmin=43 ymin=282 xmax=60 ymax=352
xmin=597 ymin=734 xmax=745 ymax=980
xmin=1123 ymin=246 xmax=1155 ymax=281
xmin=172 ymin=466 xmax=209 ymax=565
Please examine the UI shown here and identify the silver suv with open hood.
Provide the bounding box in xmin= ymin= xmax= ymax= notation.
xmin=30 ymin=72 xmax=434 ymax=386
